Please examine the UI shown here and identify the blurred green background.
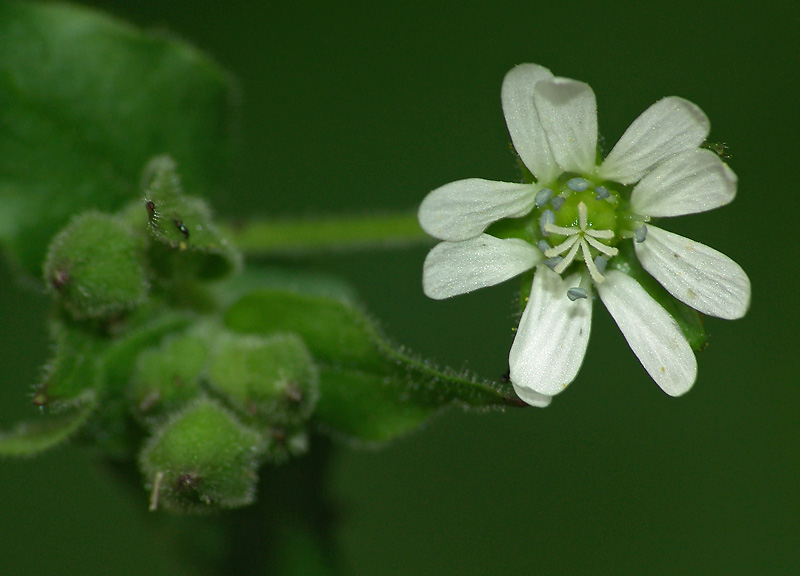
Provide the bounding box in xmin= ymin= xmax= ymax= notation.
xmin=1 ymin=0 xmax=798 ymax=573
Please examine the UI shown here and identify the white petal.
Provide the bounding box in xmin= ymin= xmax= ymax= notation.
xmin=634 ymin=226 xmax=751 ymax=319
xmin=533 ymin=77 xmax=598 ymax=175
xmin=418 ymin=178 xmax=537 ymax=241
xmin=630 ymin=148 xmax=737 ymax=217
xmin=422 ymin=235 xmax=540 ymax=300
xmin=501 ymin=64 xmax=559 ymax=183
xmin=509 ymin=267 xmax=591 ymax=396
xmin=597 ymin=270 xmax=696 ymax=396
xmin=511 ymin=383 xmax=553 ymax=408
xmin=599 ymin=97 xmax=710 ymax=184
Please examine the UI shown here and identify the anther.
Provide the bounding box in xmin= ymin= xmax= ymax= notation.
xmin=550 ymin=196 xmax=565 ymax=211
xmin=594 ymin=186 xmax=610 ymax=200
xmin=534 ymin=188 xmax=553 ymax=207
xmin=634 ymin=225 xmax=648 ymax=243
xmin=539 ymin=209 xmax=555 ymax=237
xmin=593 ymin=256 xmax=607 ymax=275
xmin=537 ymin=240 xmax=551 ymax=254
xmin=567 ymin=287 xmax=589 ymax=301
xmin=543 ymin=257 xmax=563 ymax=271
xmin=567 ymin=177 xmax=590 ymax=192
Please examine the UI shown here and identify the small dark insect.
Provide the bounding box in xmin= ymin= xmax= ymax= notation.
xmin=174 ymin=219 xmax=190 ymax=239
xmin=145 ymin=200 xmax=156 ymax=219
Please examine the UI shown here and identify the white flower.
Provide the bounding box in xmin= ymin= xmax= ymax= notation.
xmin=418 ymin=63 xmax=751 ymax=405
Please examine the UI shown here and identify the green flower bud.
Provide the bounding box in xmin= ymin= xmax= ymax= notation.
xmin=139 ymin=397 xmax=264 ymax=514
xmin=142 ymin=156 xmax=240 ymax=279
xmin=43 ymin=212 xmax=148 ymax=319
xmin=129 ymin=333 xmax=208 ymax=423
xmin=208 ymin=332 xmax=319 ymax=427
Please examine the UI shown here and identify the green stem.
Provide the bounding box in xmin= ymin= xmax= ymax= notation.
xmin=221 ymin=212 xmax=431 ymax=257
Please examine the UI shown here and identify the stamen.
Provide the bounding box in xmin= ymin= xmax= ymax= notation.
xmin=584 ymin=234 xmax=619 ymax=257
xmin=567 ymin=177 xmax=590 ymax=192
xmin=539 ymin=209 xmax=555 ymax=236
xmin=554 ymin=240 xmax=581 ymax=274
xmin=567 ymin=287 xmax=588 ymax=301
xmin=550 ymin=196 xmax=565 ymax=211
xmin=544 ymin=234 xmax=579 ymax=258
xmin=593 ymin=256 xmax=607 ymax=275
xmin=534 ymin=188 xmax=553 ymax=207
xmin=544 ymin=257 xmax=563 ymax=271
xmin=635 ymin=225 xmax=648 ymax=243
xmin=537 ymin=240 xmax=551 ymax=254
xmin=594 ymin=186 xmax=610 ymax=200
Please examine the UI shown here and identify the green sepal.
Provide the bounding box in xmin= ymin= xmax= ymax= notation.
xmin=143 ymin=156 xmax=240 ymax=279
xmin=34 ymin=321 xmax=108 ymax=409
xmin=139 ymin=397 xmax=265 ymax=514
xmin=612 ymin=242 xmax=708 ymax=351
xmin=0 ymin=1 xmax=235 ymax=277
xmin=43 ymin=211 xmax=149 ymax=319
xmin=223 ymin=282 xmax=522 ymax=444
xmin=0 ymin=395 xmax=96 ymax=457
xmin=129 ymin=332 xmax=208 ymax=424
xmin=87 ymin=308 xmax=195 ymax=458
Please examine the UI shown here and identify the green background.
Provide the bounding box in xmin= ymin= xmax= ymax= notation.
xmin=1 ymin=0 xmax=797 ymax=573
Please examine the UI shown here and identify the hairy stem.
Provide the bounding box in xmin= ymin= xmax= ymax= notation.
xmin=221 ymin=212 xmax=430 ymax=257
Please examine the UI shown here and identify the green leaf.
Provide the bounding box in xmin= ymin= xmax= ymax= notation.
xmin=223 ymin=280 xmax=522 ymax=444
xmin=0 ymin=0 xmax=235 ymax=277
xmin=0 ymin=395 xmax=96 ymax=457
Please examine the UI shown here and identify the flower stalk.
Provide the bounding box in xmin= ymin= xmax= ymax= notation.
xmin=221 ymin=212 xmax=430 ymax=257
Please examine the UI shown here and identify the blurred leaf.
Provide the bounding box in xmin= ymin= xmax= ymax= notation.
xmin=224 ymin=279 xmax=521 ymax=444
xmin=0 ymin=395 xmax=95 ymax=457
xmin=0 ymin=0 xmax=235 ymax=277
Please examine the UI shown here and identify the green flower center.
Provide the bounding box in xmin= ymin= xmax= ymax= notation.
xmin=535 ymin=177 xmax=622 ymax=285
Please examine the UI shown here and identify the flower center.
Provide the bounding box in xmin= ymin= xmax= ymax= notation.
xmin=536 ymin=178 xmax=620 ymax=283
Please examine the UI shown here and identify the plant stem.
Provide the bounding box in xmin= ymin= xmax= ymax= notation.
xmin=221 ymin=212 xmax=431 ymax=257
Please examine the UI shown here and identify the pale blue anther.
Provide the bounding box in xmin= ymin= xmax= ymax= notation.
xmin=567 ymin=287 xmax=589 ymax=301
xmin=634 ymin=225 xmax=648 ymax=243
xmin=544 ymin=257 xmax=563 ymax=271
xmin=534 ymin=188 xmax=553 ymax=207
xmin=594 ymin=256 xmax=607 ymax=275
xmin=567 ymin=177 xmax=590 ymax=192
xmin=594 ymin=186 xmax=610 ymax=200
xmin=539 ymin=209 xmax=555 ymax=236
xmin=537 ymin=240 xmax=551 ymax=254
xmin=550 ymin=196 xmax=565 ymax=211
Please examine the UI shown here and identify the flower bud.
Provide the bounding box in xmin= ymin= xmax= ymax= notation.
xmin=139 ymin=397 xmax=264 ymax=513
xmin=208 ymin=332 xmax=319 ymax=427
xmin=129 ymin=333 xmax=208 ymax=423
xmin=43 ymin=212 xmax=148 ymax=319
